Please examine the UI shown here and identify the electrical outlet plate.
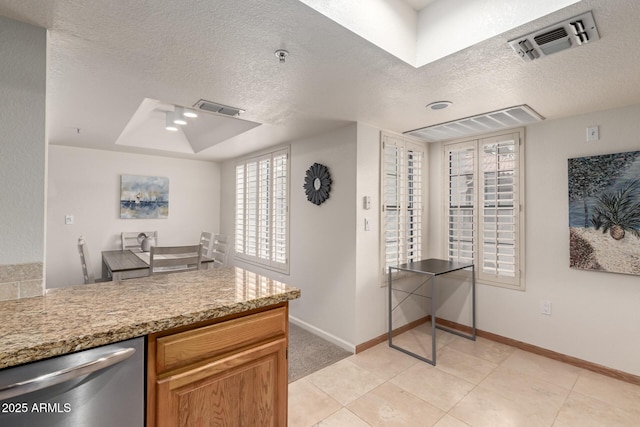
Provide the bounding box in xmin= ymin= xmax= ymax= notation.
xmin=65 ymin=215 xmax=74 ymax=225
xmin=586 ymin=126 xmax=599 ymax=141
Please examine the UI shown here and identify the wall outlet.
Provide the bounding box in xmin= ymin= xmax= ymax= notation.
xmin=65 ymin=215 xmax=74 ymax=225
xmin=540 ymin=300 xmax=552 ymax=315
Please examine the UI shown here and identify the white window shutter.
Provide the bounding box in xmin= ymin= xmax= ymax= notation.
xmin=235 ymin=148 xmax=289 ymax=273
xmin=382 ymin=135 xmax=424 ymax=273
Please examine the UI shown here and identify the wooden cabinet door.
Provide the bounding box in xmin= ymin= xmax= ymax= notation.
xmin=156 ymin=338 xmax=287 ymax=427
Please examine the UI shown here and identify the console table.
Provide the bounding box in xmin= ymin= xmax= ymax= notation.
xmin=388 ymin=258 xmax=476 ymax=365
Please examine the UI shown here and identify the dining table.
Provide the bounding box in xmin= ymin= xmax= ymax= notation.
xmin=101 ymin=249 xmax=213 ymax=281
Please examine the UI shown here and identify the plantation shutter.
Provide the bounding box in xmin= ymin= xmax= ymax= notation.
xmin=271 ymin=150 xmax=288 ymax=269
xmin=478 ymin=134 xmax=519 ymax=285
xmin=235 ymin=148 xmax=289 ymax=272
xmin=382 ymin=135 xmax=424 ymax=273
xmin=446 ymin=142 xmax=476 ymax=265
xmin=444 ymin=131 xmax=523 ymax=289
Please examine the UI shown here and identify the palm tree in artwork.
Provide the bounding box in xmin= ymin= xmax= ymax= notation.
xmin=590 ymin=180 xmax=640 ymax=240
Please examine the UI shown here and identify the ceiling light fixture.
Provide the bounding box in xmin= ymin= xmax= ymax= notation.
xmin=165 ymin=112 xmax=178 ymax=131
xmin=173 ymin=106 xmax=187 ymax=125
xmin=183 ymin=109 xmax=198 ymax=118
xmin=275 ymin=49 xmax=289 ymax=63
xmin=426 ymin=101 xmax=452 ymax=111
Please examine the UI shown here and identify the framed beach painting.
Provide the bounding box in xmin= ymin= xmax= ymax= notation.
xmin=120 ymin=175 xmax=169 ymax=219
xmin=568 ymin=150 xmax=640 ymax=275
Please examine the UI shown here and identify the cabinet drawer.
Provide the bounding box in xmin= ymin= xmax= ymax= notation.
xmin=156 ymin=307 xmax=286 ymax=373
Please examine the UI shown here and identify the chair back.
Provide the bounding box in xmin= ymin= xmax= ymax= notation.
xmin=121 ymin=231 xmax=158 ymax=251
xmin=149 ymin=244 xmax=203 ymax=276
xmin=78 ymin=236 xmax=96 ymax=284
xmin=199 ymin=231 xmax=214 ymax=258
xmin=211 ymin=234 xmax=228 ymax=268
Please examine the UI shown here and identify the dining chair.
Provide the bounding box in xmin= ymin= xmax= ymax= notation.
xmin=149 ymin=244 xmax=203 ymax=276
xmin=211 ymin=235 xmax=228 ymax=268
xmin=121 ymin=231 xmax=158 ymax=251
xmin=78 ymin=236 xmax=111 ymax=284
xmin=199 ymin=231 xmax=214 ymax=258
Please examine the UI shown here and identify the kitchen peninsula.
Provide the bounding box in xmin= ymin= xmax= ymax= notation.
xmin=0 ymin=267 xmax=300 ymax=426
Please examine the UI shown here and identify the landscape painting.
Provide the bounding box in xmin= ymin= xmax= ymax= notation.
xmin=568 ymin=150 xmax=640 ymax=275
xmin=120 ymin=175 xmax=169 ymax=219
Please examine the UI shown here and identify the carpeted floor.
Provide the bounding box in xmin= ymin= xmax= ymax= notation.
xmin=288 ymin=323 xmax=352 ymax=383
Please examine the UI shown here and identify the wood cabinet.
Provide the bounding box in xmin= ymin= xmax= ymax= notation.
xmin=147 ymin=304 xmax=288 ymax=427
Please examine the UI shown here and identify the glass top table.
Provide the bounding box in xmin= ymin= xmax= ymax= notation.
xmin=388 ymin=258 xmax=476 ymax=365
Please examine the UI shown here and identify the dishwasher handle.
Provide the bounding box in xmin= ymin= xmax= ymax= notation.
xmin=0 ymin=347 xmax=136 ymax=401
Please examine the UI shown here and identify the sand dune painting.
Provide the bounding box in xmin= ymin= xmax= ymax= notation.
xmin=120 ymin=175 xmax=169 ymax=219
xmin=568 ymin=150 xmax=640 ymax=275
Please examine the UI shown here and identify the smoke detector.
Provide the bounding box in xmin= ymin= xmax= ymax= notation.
xmin=508 ymin=11 xmax=599 ymax=62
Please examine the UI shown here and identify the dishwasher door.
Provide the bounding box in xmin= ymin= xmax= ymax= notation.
xmin=0 ymin=337 xmax=144 ymax=427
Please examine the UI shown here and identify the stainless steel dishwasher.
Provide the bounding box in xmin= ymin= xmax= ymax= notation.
xmin=0 ymin=337 xmax=144 ymax=427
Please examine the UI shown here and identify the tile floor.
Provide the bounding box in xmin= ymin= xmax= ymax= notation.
xmin=288 ymin=323 xmax=640 ymax=426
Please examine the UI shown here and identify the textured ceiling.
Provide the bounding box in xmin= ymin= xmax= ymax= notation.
xmin=0 ymin=0 xmax=639 ymax=161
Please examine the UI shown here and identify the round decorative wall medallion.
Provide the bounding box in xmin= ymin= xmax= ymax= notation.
xmin=303 ymin=163 xmax=332 ymax=205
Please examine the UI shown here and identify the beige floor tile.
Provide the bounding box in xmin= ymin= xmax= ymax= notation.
xmin=288 ymin=378 xmax=342 ymax=427
xmin=446 ymin=335 xmax=516 ymax=364
xmin=314 ymin=408 xmax=370 ymax=426
xmin=349 ymin=342 xmax=419 ymax=381
xmin=306 ymin=359 xmax=386 ymax=405
xmin=433 ymin=414 xmax=471 ymax=427
xmin=449 ymin=386 xmax=555 ymax=427
xmin=390 ymin=362 xmax=475 ymax=411
xmin=434 ymin=346 xmax=498 ymax=384
xmin=390 ymin=325 xmax=457 ymax=360
xmin=554 ymin=391 xmax=639 ymax=427
xmin=478 ymin=368 xmax=569 ymax=420
xmin=496 ymin=349 xmax=581 ymax=390
xmin=572 ymin=370 xmax=640 ymax=416
xmin=348 ymin=382 xmax=445 ymax=427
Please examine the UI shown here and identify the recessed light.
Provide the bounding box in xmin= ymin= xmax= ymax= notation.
xmin=426 ymin=101 xmax=452 ymax=111
xmin=183 ymin=109 xmax=198 ymax=118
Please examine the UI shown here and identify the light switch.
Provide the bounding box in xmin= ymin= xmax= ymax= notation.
xmin=586 ymin=126 xmax=599 ymax=141
xmin=364 ymin=218 xmax=371 ymax=231
xmin=65 ymin=215 xmax=74 ymax=225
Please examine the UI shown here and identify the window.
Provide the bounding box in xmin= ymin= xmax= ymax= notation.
xmin=235 ymin=148 xmax=289 ymax=272
xmin=445 ymin=129 xmax=525 ymax=289
xmin=381 ymin=133 xmax=426 ymax=275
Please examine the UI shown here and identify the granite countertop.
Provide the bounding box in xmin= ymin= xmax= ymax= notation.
xmin=0 ymin=267 xmax=300 ymax=369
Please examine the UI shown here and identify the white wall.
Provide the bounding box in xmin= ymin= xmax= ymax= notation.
xmin=0 ymin=16 xmax=46 ymax=265
xmin=428 ymin=103 xmax=640 ymax=376
xmin=46 ymin=146 xmax=220 ymax=288
xmin=220 ymin=124 xmax=358 ymax=349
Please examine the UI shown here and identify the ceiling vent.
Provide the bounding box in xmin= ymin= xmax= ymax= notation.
xmin=193 ymin=99 xmax=245 ymax=117
xmin=508 ymin=11 xmax=599 ymax=62
xmin=404 ymin=105 xmax=544 ymax=142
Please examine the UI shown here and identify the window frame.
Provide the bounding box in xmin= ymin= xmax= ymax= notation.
xmin=234 ymin=147 xmax=290 ymax=274
xmin=380 ymin=132 xmax=427 ymax=282
xmin=443 ymin=128 xmax=526 ymax=290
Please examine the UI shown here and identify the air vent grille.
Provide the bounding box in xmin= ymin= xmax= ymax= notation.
xmin=404 ymin=105 xmax=544 ymax=142
xmin=508 ymin=11 xmax=599 ymax=62
xmin=534 ymin=27 xmax=568 ymax=45
xmin=193 ymin=99 xmax=245 ymax=117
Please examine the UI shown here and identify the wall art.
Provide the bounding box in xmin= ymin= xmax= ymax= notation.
xmin=120 ymin=175 xmax=169 ymax=219
xmin=568 ymin=150 xmax=640 ymax=275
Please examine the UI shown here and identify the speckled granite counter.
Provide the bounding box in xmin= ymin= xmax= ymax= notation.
xmin=0 ymin=267 xmax=300 ymax=369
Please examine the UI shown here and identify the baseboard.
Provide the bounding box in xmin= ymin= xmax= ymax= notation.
xmin=288 ymin=316 xmax=356 ymax=353
xmin=356 ymin=316 xmax=640 ymax=385
xmin=355 ymin=316 xmax=431 ymax=354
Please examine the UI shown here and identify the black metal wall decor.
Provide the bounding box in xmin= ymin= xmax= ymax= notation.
xmin=303 ymin=163 xmax=332 ymax=205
